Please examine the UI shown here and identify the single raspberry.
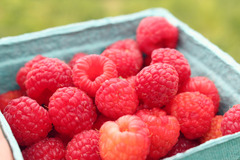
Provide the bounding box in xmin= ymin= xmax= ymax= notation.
xmin=95 ymin=78 xmax=139 ymax=119
xmin=72 ymin=54 xmax=118 ymax=97
xmin=49 ymin=87 xmax=97 ymax=137
xmin=3 ymin=96 xmax=52 ymax=146
xmin=179 ymin=76 xmax=220 ymax=114
xmin=68 ymin=52 xmax=87 ymax=68
xmin=107 ymin=39 xmax=140 ymax=53
xmin=22 ymin=138 xmax=65 ymax=160
xmin=101 ymin=48 xmax=142 ymax=78
xmin=107 ymin=39 xmax=143 ymax=70
xmin=166 ymin=92 xmax=214 ymax=139
xmin=151 ymin=48 xmax=191 ymax=86
xmin=200 ymin=115 xmax=223 ymax=143
xmin=0 ymin=90 xmax=25 ymax=112
xmin=165 ymin=134 xmax=200 ymax=158
xmin=92 ymin=114 xmax=114 ymax=130
xmin=136 ymin=108 xmax=180 ymax=159
xmin=66 ymin=130 xmax=101 ymax=160
xmin=136 ymin=17 xmax=178 ymax=55
xmin=99 ymin=115 xmax=150 ymax=160
xmin=25 ymin=57 xmax=73 ymax=105
xmin=16 ymin=55 xmax=46 ymax=91
xmin=221 ymin=104 xmax=240 ymax=135
xmin=136 ymin=63 xmax=179 ymax=108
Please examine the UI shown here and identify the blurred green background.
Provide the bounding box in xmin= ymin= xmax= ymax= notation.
xmin=0 ymin=0 xmax=240 ymax=62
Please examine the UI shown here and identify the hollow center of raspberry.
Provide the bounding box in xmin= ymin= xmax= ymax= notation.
xmin=87 ymin=63 xmax=104 ymax=81
xmin=118 ymin=121 xmax=129 ymax=132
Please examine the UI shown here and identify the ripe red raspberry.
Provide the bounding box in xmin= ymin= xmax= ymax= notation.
xmin=49 ymin=87 xmax=97 ymax=137
xmin=136 ymin=63 xmax=179 ymax=108
xmin=101 ymin=48 xmax=142 ymax=78
xmin=0 ymin=90 xmax=25 ymax=112
xmin=151 ymin=48 xmax=191 ymax=86
xmin=72 ymin=54 xmax=118 ymax=97
xmin=66 ymin=130 xmax=101 ymax=160
xmin=16 ymin=55 xmax=46 ymax=91
xmin=166 ymin=92 xmax=214 ymax=139
xmin=25 ymin=58 xmax=73 ymax=105
xmin=179 ymin=76 xmax=220 ymax=114
xmin=107 ymin=39 xmax=140 ymax=53
xmin=221 ymin=104 xmax=240 ymax=135
xmin=165 ymin=135 xmax=200 ymax=158
xmin=200 ymin=115 xmax=223 ymax=143
xmin=136 ymin=108 xmax=180 ymax=159
xmin=99 ymin=115 xmax=150 ymax=160
xmin=107 ymin=39 xmax=143 ymax=69
xmin=136 ymin=17 xmax=178 ymax=55
xmin=68 ymin=52 xmax=87 ymax=68
xmin=95 ymin=78 xmax=139 ymax=119
xmin=92 ymin=114 xmax=114 ymax=130
xmin=3 ymin=96 xmax=52 ymax=146
xmin=22 ymin=138 xmax=65 ymax=160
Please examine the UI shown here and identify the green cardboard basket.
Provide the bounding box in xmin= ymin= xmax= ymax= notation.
xmin=1 ymin=8 xmax=240 ymax=160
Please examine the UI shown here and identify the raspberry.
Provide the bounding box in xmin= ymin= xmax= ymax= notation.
xmin=200 ymin=115 xmax=223 ymax=143
xmin=107 ymin=39 xmax=143 ymax=69
xmin=66 ymin=130 xmax=101 ymax=160
xmin=136 ymin=108 xmax=180 ymax=159
xmin=3 ymin=96 xmax=52 ymax=146
xmin=0 ymin=90 xmax=25 ymax=112
xmin=95 ymin=78 xmax=139 ymax=119
xmin=49 ymin=87 xmax=97 ymax=137
xmin=151 ymin=48 xmax=191 ymax=86
xmin=22 ymin=138 xmax=65 ymax=160
xmin=166 ymin=92 xmax=214 ymax=139
xmin=99 ymin=115 xmax=150 ymax=160
xmin=25 ymin=58 xmax=73 ymax=105
xmin=165 ymin=134 xmax=200 ymax=158
xmin=16 ymin=55 xmax=46 ymax=91
xmin=136 ymin=63 xmax=179 ymax=108
xmin=136 ymin=17 xmax=178 ymax=55
xmin=92 ymin=114 xmax=114 ymax=130
xmin=101 ymin=48 xmax=142 ymax=78
xmin=179 ymin=76 xmax=220 ymax=114
xmin=68 ymin=52 xmax=87 ymax=68
xmin=221 ymin=104 xmax=240 ymax=135
xmin=72 ymin=54 xmax=118 ymax=97
xmin=107 ymin=39 xmax=140 ymax=54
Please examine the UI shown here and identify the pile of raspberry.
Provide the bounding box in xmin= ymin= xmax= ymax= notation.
xmin=0 ymin=16 xmax=238 ymax=160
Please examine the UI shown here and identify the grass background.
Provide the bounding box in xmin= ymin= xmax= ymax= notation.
xmin=0 ymin=0 xmax=240 ymax=62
